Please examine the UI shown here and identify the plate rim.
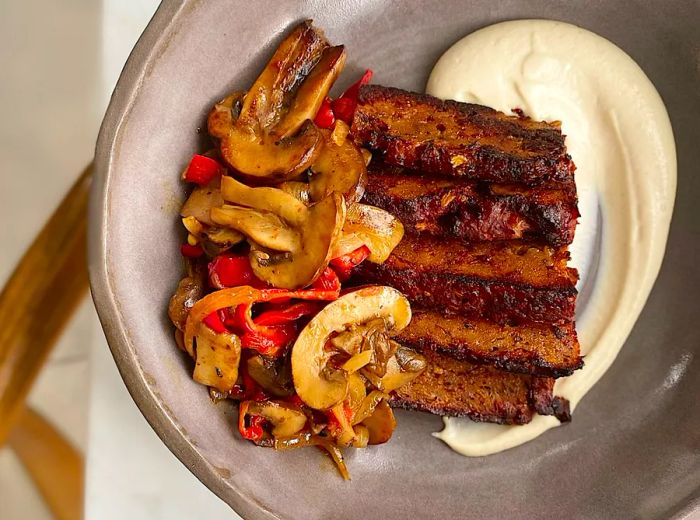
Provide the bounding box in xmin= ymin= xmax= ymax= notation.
xmin=87 ymin=1 xmax=699 ymax=518
xmin=88 ymin=0 xmax=272 ymax=518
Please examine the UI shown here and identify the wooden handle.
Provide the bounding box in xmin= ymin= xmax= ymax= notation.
xmin=0 ymin=165 xmax=92 ymax=446
xmin=8 ymin=407 xmax=84 ymax=520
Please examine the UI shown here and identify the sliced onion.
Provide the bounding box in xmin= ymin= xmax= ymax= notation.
xmin=318 ymin=441 xmax=351 ymax=481
xmin=341 ymin=349 xmax=373 ymax=373
xmin=346 ymin=373 xmax=367 ymax=416
xmin=330 ymin=402 xmax=356 ymax=447
xmin=352 ymin=390 xmax=389 ymax=425
xmin=269 ymin=432 xmax=315 ymax=450
xmin=351 ymin=425 xmax=369 ymax=448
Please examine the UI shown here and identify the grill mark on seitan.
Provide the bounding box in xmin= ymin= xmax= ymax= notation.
xmin=364 ymin=162 xmax=579 ymax=246
xmin=397 ymin=309 xmax=583 ymax=377
xmin=352 ymin=85 xmax=580 ymax=425
xmin=352 ymin=236 xmax=578 ymax=324
xmin=352 ymin=85 xmax=575 ymax=184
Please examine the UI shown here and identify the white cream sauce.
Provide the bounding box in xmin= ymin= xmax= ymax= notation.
xmin=426 ymin=20 xmax=676 ymax=456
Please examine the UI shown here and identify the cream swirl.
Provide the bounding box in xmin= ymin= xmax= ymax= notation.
xmin=426 ymin=19 xmax=676 ymax=456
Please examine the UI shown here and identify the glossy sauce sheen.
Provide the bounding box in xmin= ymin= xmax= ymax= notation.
xmin=426 ymin=20 xmax=676 ymax=456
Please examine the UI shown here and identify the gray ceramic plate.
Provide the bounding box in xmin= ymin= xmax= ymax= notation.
xmin=89 ymin=1 xmax=700 ymax=518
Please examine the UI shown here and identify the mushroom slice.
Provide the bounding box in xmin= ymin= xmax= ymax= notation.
xmin=168 ymin=264 xmax=206 ymax=332
xmin=309 ymin=121 xmax=367 ymax=203
xmin=192 ymin=325 xmax=242 ymax=393
xmin=273 ymin=45 xmax=347 ymax=139
xmin=239 ymin=21 xmax=327 ymax=128
xmin=207 ymin=91 xmax=245 ymax=139
xmin=219 ymin=121 xmax=322 ymax=182
xmin=246 ymin=355 xmax=294 ymax=397
xmin=220 ymin=175 xmax=307 ymax=226
xmin=332 ymin=203 xmax=405 ymax=263
xmin=277 ymin=181 xmax=311 ymax=204
xmin=211 ymin=21 xmax=339 ymax=181
xmin=377 ymin=342 xmax=427 ymax=392
xmin=249 ymin=193 xmax=346 ymax=289
xmin=215 ymin=176 xmax=346 ymax=288
xmin=291 ymin=286 xmax=412 ymax=410
xmin=180 ymin=176 xmax=225 ymax=227
xmin=362 ymin=399 xmax=396 ymax=445
xmin=200 ymin=227 xmax=244 ymax=256
xmin=246 ymin=401 xmax=307 ymax=438
xmin=210 ymin=205 xmax=299 ymax=252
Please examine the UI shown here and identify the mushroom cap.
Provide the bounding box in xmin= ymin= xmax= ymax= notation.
xmin=291 ymin=286 xmax=411 ymax=410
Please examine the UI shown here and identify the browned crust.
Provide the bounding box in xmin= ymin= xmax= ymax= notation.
xmin=397 ymin=309 xmax=583 ymax=378
xmin=389 ymin=349 xmax=570 ymax=424
xmin=353 ymin=85 xmax=575 ymax=184
xmin=364 ymin=162 xmax=579 ymax=246
xmin=352 ymin=236 xmax=578 ymax=324
xmin=529 ymin=377 xmax=571 ymax=422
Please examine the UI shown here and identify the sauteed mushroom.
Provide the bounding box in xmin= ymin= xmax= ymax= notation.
xmin=291 ymin=286 xmax=411 ymax=410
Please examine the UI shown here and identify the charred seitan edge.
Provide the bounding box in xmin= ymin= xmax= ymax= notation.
xmin=351 ymin=235 xmax=578 ymax=325
xmin=352 ymin=85 xmax=575 ymax=185
xmin=350 ymin=85 xmax=578 ymax=425
xmin=397 ymin=309 xmax=583 ymax=378
xmin=364 ymin=161 xmax=579 ymax=246
xmin=355 ymin=262 xmax=577 ymax=324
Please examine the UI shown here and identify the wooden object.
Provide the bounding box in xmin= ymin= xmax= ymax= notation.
xmin=0 ymin=165 xmax=91 ymax=447
xmin=8 ymin=407 xmax=84 ymax=520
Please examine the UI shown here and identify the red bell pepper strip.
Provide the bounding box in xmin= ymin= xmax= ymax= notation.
xmin=232 ymin=303 xmax=297 ymax=357
xmin=340 ymin=69 xmax=373 ymax=102
xmin=238 ymin=401 xmax=266 ymax=442
xmin=253 ymin=301 xmax=322 ymax=326
xmin=180 ymin=243 xmax=204 ymax=258
xmin=242 ymin=323 xmax=297 ymax=357
xmin=330 ymin=97 xmax=354 ymax=125
xmin=203 ymin=311 xmax=227 ymax=333
xmin=183 ymin=154 xmax=223 ymax=185
xmin=184 ymin=286 xmax=341 ymax=357
xmin=332 ymin=69 xmax=373 ymax=124
xmin=310 ymin=267 xmax=342 ymax=292
xmin=219 ymin=307 xmax=238 ymax=330
xmin=208 ymin=254 xmax=266 ymax=289
xmin=313 ymin=97 xmax=335 ymax=129
xmin=222 ymin=276 xmax=335 ymax=354
xmin=325 ymin=403 xmax=355 ymax=437
xmin=263 ymin=268 xmax=340 ymax=305
xmin=330 ymin=245 xmax=371 ymax=281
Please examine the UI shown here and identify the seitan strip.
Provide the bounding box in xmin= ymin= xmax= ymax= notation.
xmin=397 ymin=309 xmax=582 ymax=378
xmin=353 ymin=235 xmax=578 ymax=324
xmin=364 ymin=162 xmax=579 ymax=246
xmin=389 ymin=348 xmax=571 ymax=424
xmin=352 ymin=85 xmax=575 ymax=184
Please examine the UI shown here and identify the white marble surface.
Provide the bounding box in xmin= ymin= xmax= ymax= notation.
xmin=0 ymin=1 xmax=99 ymax=518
